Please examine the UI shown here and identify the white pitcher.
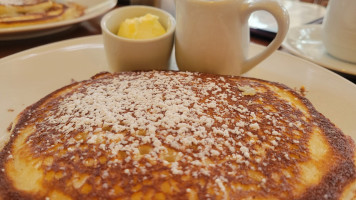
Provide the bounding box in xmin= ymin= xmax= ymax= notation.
xmin=175 ymin=0 xmax=289 ymax=75
xmin=322 ymin=0 xmax=356 ymax=63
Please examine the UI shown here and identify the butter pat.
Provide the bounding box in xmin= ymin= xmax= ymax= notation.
xmin=117 ymin=13 xmax=166 ymax=39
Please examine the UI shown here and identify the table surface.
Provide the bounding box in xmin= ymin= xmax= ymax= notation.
xmin=1 ymin=4 xmax=355 ymax=84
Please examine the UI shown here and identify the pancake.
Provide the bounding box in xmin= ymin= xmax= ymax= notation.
xmin=0 ymin=0 xmax=84 ymax=28
xmin=0 ymin=71 xmax=355 ymax=200
xmin=0 ymin=0 xmax=53 ymax=14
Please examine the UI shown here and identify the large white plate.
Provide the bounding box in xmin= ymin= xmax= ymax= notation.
xmin=282 ymin=24 xmax=356 ymax=76
xmin=0 ymin=0 xmax=117 ymax=40
xmin=249 ymin=0 xmax=325 ymax=33
xmin=1 ymin=35 xmax=356 ymax=145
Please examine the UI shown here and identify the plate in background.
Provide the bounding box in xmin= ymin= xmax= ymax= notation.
xmin=282 ymin=24 xmax=356 ymax=76
xmin=0 ymin=0 xmax=117 ymax=40
xmin=249 ymin=0 xmax=326 ymax=34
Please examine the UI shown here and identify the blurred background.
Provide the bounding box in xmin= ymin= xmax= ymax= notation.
xmin=118 ymin=0 xmax=328 ymax=7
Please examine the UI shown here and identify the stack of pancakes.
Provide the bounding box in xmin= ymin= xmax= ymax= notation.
xmin=0 ymin=0 xmax=84 ymax=28
xmin=0 ymin=71 xmax=356 ymax=199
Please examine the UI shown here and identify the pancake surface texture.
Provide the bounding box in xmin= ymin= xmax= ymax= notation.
xmin=0 ymin=0 xmax=84 ymax=28
xmin=0 ymin=71 xmax=356 ymax=200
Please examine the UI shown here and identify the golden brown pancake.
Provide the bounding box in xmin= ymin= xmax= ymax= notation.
xmin=0 ymin=0 xmax=84 ymax=28
xmin=0 ymin=71 xmax=355 ymax=200
xmin=0 ymin=0 xmax=53 ymax=14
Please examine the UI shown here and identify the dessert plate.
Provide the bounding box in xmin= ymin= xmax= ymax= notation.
xmin=1 ymin=35 xmax=356 ymax=147
xmin=249 ymin=0 xmax=326 ymax=34
xmin=282 ymin=24 xmax=356 ymax=76
xmin=0 ymin=0 xmax=117 ymax=40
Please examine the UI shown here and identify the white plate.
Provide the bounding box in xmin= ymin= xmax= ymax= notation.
xmin=282 ymin=24 xmax=356 ymax=76
xmin=249 ymin=0 xmax=325 ymax=33
xmin=1 ymin=35 xmax=356 ymax=145
xmin=0 ymin=0 xmax=117 ymax=40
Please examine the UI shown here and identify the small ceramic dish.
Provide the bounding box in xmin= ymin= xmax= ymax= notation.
xmin=101 ymin=6 xmax=176 ymax=72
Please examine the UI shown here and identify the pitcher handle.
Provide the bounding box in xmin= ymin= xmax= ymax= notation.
xmin=241 ymin=1 xmax=289 ymax=74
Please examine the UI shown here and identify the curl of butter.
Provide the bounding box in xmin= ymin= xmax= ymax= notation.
xmin=117 ymin=13 xmax=166 ymax=39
